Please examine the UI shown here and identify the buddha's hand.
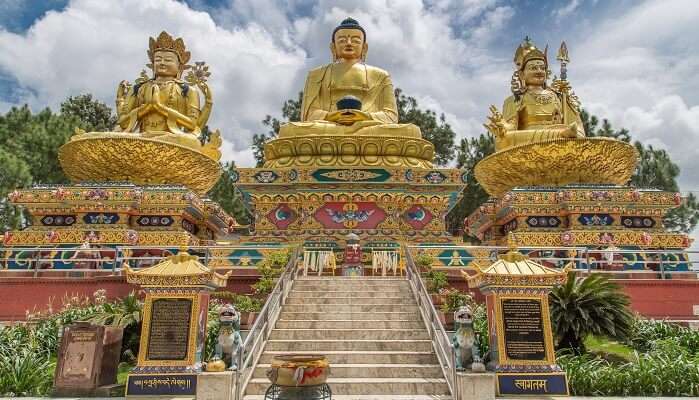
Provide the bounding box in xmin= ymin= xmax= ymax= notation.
xmin=484 ymin=105 xmax=507 ymax=138
xmin=326 ymin=110 xmax=371 ymax=126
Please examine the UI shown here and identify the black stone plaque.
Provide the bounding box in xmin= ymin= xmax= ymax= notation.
xmin=126 ymin=373 xmax=197 ymax=396
xmin=501 ymin=298 xmax=547 ymax=361
xmin=146 ymin=298 xmax=193 ymax=361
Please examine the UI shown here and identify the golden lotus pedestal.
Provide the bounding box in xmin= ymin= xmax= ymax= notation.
xmin=58 ymin=132 xmax=222 ymax=194
xmin=263 ymin=135 xmax=435 ymax=169
xmin=467 ymin=137 xmax=691 ymax=272
xmin=474 ymin=138 xmax=638 ymax=198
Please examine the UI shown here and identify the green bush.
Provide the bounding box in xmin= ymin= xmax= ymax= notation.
xmin=472 ymin=303 xmax=489 ymax=358
xmin=414 ymin=253 xmax=435 ymax=269
xmin=559 ymin=347 xmax=699 ymax=396
xmin=426 ymin=270 xmax=448 ymax=293
xmin=439 ymin=289 xmax=471 ymax=313
xmin=630 ymin=318 xmax=699 ymax=354
xmin=0 ymin=343 xmax=54 ymax=397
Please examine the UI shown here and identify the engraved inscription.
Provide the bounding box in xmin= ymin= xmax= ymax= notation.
xmin=146 ymin=298 xmax=192 ymax=361
xmin=501 ymin=298 xmax=547 ymax=361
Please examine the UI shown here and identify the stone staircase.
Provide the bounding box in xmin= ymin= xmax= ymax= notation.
xmin=243 ymin=276 xmax=451 ymax=399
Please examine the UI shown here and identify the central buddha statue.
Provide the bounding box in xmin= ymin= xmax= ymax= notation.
xmin=264 ymin=18 xmax=434 ymax=168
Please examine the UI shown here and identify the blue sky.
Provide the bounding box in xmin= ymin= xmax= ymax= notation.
xmin=0 ymin=0 xmax=697 ymax=194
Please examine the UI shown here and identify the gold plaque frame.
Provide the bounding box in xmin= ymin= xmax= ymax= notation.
xmin=137 ymin=293 xmax=200 ymax=367
xmin=495 ymin=294 xmax=556 ymax=366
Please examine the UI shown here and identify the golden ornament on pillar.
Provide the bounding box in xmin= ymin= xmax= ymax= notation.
xmin=476 ymin=38 xmax=638 ymax=197
xmin=264 ymin=18 xmax=434 ymax=168
xmin=58 ymin=31 xmax=222 ymax=194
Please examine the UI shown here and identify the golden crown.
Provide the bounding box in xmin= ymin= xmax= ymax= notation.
xmin=147 ymin=31 xmax=191 ymax=65
xmin=514 ymin=37 xmax=547 ymax=70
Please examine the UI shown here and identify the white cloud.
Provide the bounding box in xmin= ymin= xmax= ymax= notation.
xmin=552 ymin=0 xmax=582 ymax=22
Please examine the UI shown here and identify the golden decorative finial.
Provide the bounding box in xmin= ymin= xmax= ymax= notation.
xmin=148 ymin=31 xmax=191 ymax=67
xmin=507 ymin=232 xmax=517 ymax=251
xmin=557 ymin=41 xmax=569 ymax=63
xmin=557 ymin=41 xmax=569 ymax=80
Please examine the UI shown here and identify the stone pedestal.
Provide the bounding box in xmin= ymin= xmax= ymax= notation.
xmin=197 ymin=371 xmax=235 ymax=400
xmin=455 ymin=372 xmax=495 ymax=400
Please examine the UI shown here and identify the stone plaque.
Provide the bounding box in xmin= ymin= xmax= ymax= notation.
xmin=501 ymin=298 xmax=547 ymax=361
xmin=146 ymin=298 xmax=193 ymax=361
xmin=54 ymin=322 xmax=124 ymax=396
xmin=126 ymin=373 xmax=197 ymax=396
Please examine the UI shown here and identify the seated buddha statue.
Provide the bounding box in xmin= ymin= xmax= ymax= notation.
xmin=278 ymin=18 xmax=420 ymax=139
xmin=113 ymin=31 xmax=219 ymax=157
xmin=485 ymin=37 xmax=585 ymax=152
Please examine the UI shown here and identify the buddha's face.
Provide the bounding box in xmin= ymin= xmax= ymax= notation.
xmin=153 ymin=50 xmax=180 ymax=78
xmin=333 ymin=28 xmax=366 ymax=61
xmin=521 ymin=59 xmax=547 ymax=87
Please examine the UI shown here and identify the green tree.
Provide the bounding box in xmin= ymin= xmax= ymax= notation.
xmin=252 ymin=88 xmax=457 ymax=166
xmin=446 ymin=133 xmax=494 ymax=237
xmin=582 ymin=109 xmax=698 ymax=233
xmin=395 ymin=88 xmax=455 ymax=166
xmin=549 ymin=272 xmax=634 ymax=353
xmin=253 ymin=92 xmax=303 ymax=166
xmin=207 ymin=162 xmax=251 ymax=225
xmin=60 ymin=94 xmax=117 ymax=132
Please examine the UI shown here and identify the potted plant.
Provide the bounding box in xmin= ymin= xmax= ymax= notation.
xmin=440 ymin=288 xmax=472 ymax=330
xmin=426 ymin=270 xmax=448 ymax=305
xmin=414 ymin=253 xmax=435 ymax=273
xmin=234 ymin=294 xmax=264 ymax=329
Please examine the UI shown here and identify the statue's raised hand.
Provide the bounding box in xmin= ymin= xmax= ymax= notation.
xmin=484 ymin=105 xmax=507 ymax=138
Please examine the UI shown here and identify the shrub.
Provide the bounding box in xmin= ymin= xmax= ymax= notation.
xmin=630 ymin=318 xmax=699 ymax=355
xmin=426 ymin=270 xmax=448 ymax=293
xmin=440 ymin=288 xmax=471 ymax=313
xmin=558 ymin=347 xmax=699 ymax=396
xmin=414 ymin=253 xmax=435 ymax=269
xmin=549 ymin=272 xmax=633 ymax=352
xmin=0 ymin=343 xmax=54 ymax=397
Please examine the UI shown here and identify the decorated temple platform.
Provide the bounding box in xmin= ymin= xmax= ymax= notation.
xmin=233 ymin=166 xmax=467 ymax=243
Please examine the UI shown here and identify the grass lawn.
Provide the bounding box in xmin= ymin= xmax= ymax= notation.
xmin=584 ymin=335 xmax=636 ymax=362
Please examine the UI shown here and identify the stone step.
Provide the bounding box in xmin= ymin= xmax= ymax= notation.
xmin=244 ymin=395 xmax=451 ymax=400
xmin=252 ymin=363 xmax=444 ymax=379
xmin=295 ymin=277 xmax=408 ymax=281
xmin=263 ymin=339 xmax=434 ymax=352
xmin=258 ymin=351 xmax=438 ymax=365
xmin=288 ymin=290 xmax=414 ymax=299
xmin=245 ymin=377 xmax=450 ymax=395
xmin=282 ymin=304 xmax=419 ymax=313
xmin=275 ymin=319 xmax=425 ymax=329
xmin=285 ymin=296 xmax=411 ymax=305
xmin=269 ymin=328 xmax=429 ymax=340
xmin=292 ymin=281 xmax=410 ymax=291
xmin=279 ymin=311 xmax=422 ymax=321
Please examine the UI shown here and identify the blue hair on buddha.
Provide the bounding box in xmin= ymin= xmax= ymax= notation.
xmin=332 ymin=17 xmax=366 ymax=42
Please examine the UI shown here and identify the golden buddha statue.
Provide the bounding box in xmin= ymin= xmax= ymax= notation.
xmin=473 ymin=38 xmax=638 ymax=197
xmin=485 ymin=38 xmax=584 ymax=152
xmin=114 ymin=31 xmax=219 ymax=155
xmin=264 ymin=18 xmax=434 ymax=168
xmin=58 ymin=32 xmax=222 ymax=194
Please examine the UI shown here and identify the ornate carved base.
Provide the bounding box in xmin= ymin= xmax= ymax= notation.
xmin=474 ymin=138 xmax=638 ymax=197
xmin=58 ymin=132 xmax=222 ymax=194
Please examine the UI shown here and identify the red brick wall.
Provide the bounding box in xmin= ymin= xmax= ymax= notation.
xmin=0 ymin=271 xmax=260 ymax=321
xmin=1 ymin=272 xmax=697 ymax=321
